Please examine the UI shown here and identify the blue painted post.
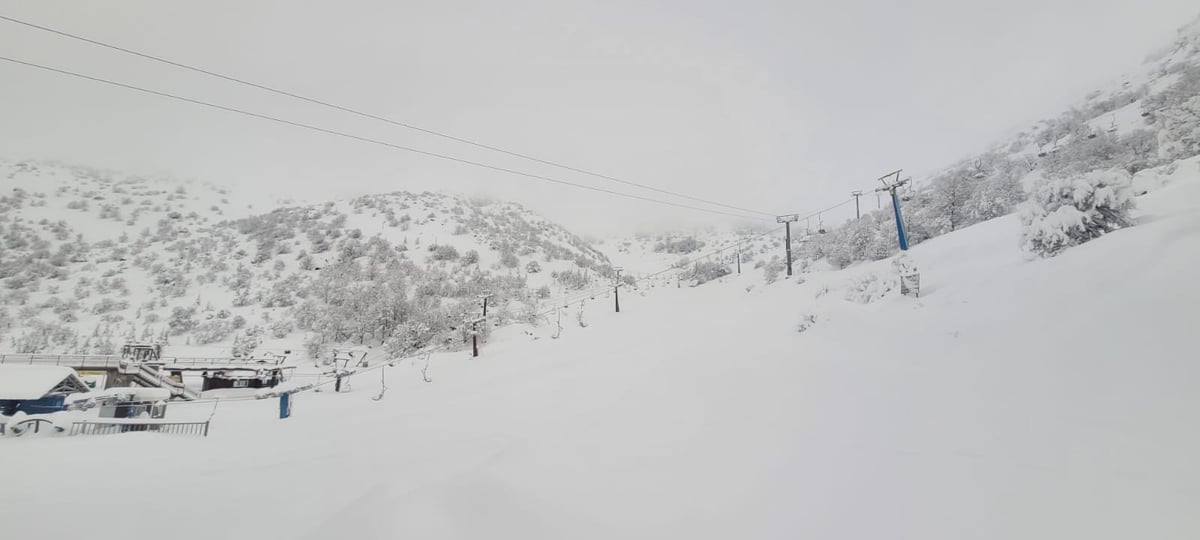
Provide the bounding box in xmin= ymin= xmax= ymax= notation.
xmin=890 ymin=189 xmax=910 ymax=251
xmin=279 ymin=392 xmax=292 ymax=419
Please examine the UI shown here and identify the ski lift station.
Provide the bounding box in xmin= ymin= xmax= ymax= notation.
xmin=0 ymin=365 xmax=91 ymax=416
xmin=0 ymin=342 xmax=295 ymax=402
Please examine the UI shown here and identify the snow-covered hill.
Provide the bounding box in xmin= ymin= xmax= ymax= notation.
xmin=0 ymin=160 xmax=612 ymax=358
xmin=3 ymin=142 xmax=1196 ymax=540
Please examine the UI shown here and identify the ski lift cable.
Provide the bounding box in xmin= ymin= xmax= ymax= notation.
xmin=627 ymin=196 xmax=861 ymax=285
xmin=0 ymin=14 xmax=779 ymax=219
xmin=0 ymin=55 xmax=773 ymax=223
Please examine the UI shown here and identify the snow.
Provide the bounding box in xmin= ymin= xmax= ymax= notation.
xmin=80 ymin=386 xmax=172 ymax=402
xmin=0 ymin=365 xmax=81 ymax=400
xmin=0 ymin=162 xmax=1197 ymax=538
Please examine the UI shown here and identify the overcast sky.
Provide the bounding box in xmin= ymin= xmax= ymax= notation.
xmin=1 ymin=1 xmax=1197 ymax=235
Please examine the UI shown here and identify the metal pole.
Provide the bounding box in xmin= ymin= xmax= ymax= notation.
xmin=613 ymin=268 xmax=622 ymax=313
xmin=785 ymin=222 xmax=793 ymax=277
xmin=852 ymin=191 xmax=862 ymax=219
xmin=891 ymin=188 xmax=910 ymax=251
xmin=472 ymin=320 xmax=480 ymax=357
xmin=736 ymin=249 xmax=741 ymax=274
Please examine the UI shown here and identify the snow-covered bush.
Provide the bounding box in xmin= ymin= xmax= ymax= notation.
xmin=167 ymin=306 xmax=199 ymax=335
xmin=1021 ymin=169 xmax=1136 ymax=257
xmin=269 ymin=319 xmax=292 ymax=338
xmin=431 ymin=244 xmax=460 ymax=261
xmin=797 ymin=313 xmax=817 ymax=333
xmin=232 ymin=327 xmax=263 ymax=357
xmin=192 ymin=320 xmax=232 ymax=344
xmin=653 ymin=236 xmax=704 ymax=254
xmin=762 ymin=262 xmax=781 ymax=284
xmin=525 ymin=260 xmax=542 ymax=273
xmin=686 ymin=261 xmax=731 ymax=285
xmin=843 ymin=273 xmax=896 ymax=304
xmin=91 ymin=297 xmax=129 ymax=315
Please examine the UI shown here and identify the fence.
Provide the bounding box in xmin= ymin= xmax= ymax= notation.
xmin=69 ymin=420 xmax=210 ymax=437
xmin=0 ymin=354 xmax=282 ymax=369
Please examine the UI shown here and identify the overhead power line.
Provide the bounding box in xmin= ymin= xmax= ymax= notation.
xmin=0 ymin=14 xmax=777 ymax=218
xmin=0 ymin=55 xmax=772 ymax=222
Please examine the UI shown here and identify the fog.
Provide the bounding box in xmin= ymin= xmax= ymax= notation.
xmin=1 ymin=0 xmax=1196 ymax=235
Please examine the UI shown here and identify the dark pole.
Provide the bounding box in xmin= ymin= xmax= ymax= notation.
xmin=736 ymin=249 xmax=741 ymax=274
xmin=482 ymin=296 xmax=488 ymax=317
xmin=852 ymin=191 xmax=862 ymax=219
xmin=784 ymin=221 xmax=793 ymax=277
xmin=613 ymin=268 xmax=622 ymax=313
xmin=472 ymin=321 xmax=479 ymax=357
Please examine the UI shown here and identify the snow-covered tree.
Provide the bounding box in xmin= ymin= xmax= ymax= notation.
xmin=1020 ymin=169 xmax=1136 ymax=257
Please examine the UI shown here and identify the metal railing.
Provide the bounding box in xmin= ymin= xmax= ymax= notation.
xmin=0 ymin=354 xmax=121 ymax=369
xmin=69 ymin=420 xmax=210 ymax=437
xmin=0 ymin=354 xmax=283 ymax=369
xmin=133 ymin=365 xmax=202 ymax=400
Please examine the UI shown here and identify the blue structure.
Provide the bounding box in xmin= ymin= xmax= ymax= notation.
xmin=876 ymin=171 xmax=912 ymax=251
xmin=0 ymin=366 xmax=91 ymax=416
xmin=279 ymin=392 xmax=292 ymax=419
xmin=890 ymin=190 xmax=910 ymax=251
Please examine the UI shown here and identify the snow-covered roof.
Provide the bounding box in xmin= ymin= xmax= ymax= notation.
xmin=85 ymin=387 xmax=172 ymax=401
xmin=0 ymin=366 xmax=91 ymax=400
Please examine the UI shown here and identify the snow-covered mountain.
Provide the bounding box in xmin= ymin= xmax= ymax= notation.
xmin=3 ymin=138 xmax=1197 ymax=540
xmin=629 ymin=13 xmax=1200 ymax=282
xmin=0 ymin=159 xmax=612 ymax=357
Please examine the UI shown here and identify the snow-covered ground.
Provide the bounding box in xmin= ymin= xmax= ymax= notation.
xmin=1 ymin=163 xmax=1197 ymax=539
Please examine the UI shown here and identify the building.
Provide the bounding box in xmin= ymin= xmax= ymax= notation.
xmin=0 ymin=365 xmax=92 ymax=416
xmin=201 ymin=366 xmax=293 ymax=391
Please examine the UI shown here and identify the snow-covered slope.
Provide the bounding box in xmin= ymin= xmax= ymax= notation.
xmin=3 ymin=153 xmax=1196 ymax=540
xmin=0 ymin=160 xmax=612 ymax=359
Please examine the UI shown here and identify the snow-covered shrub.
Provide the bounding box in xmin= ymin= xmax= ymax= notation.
xmin=269 ymin=319 xmax=292 ymax=338
xmin=167 ymin=306 xmax=199 ymax=335
xmin=797 ymin=313 xmax=817 ymax=333
xmin=525 ymin=260 xmax=542 ymax=273
xmin=686 ymin=261 xmax=731 ymax=285
xmin=552 ymin=269 xmax=590 ymax=289
xmin=462 ymin=249 xmax=479 ymax=265
xmin=1021 ymin=169 xmax=1136 ymax=257
xmin=500 ymin=251 xmax=519 ymax=269
xmin=843 ymin=273 xmax=896 ymax=304
xmin=232 ymin=327 xmax=262 ymax=357
xmin=91 ymin=297 xmax=129 ymax=314
xmin=431 ymin=244 xmax=460 ymax=261
xmin=762 ymin=263 xmax=781 ymax=284
xmin=192 ymin=320 xmax=232 ymax=344
xmin=653 ymin=236 xmax=704 ymax=254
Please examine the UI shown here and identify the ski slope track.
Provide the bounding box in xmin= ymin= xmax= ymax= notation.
xmin=2 ymin=170 xmax=1199 ymax=538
